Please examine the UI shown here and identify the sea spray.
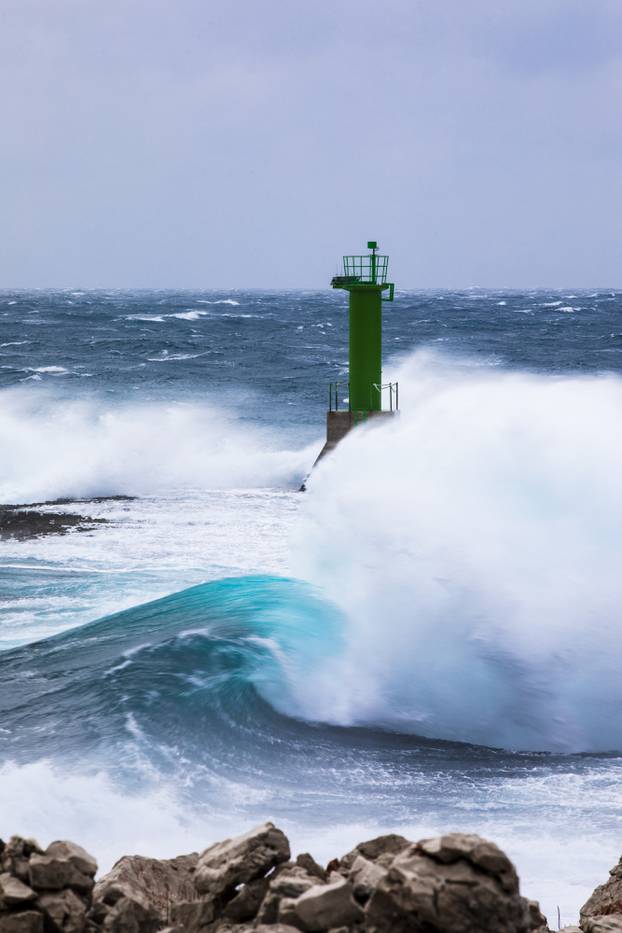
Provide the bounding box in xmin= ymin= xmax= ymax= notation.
xmin=290 ymin=350 xmax=622 ymax=752
xmin=0 ymin=388 xmax=315 ymax=502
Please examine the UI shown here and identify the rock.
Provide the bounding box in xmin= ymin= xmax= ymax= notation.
xmin=255 ymin=927 xmax=303 ymax=933
xmin=526 ymin=898 xmax=550 ymax=932
xmin=581 ymin=855 xmax=622 ymax=929
xmin=295 ymin=855 xmax=326 ymax=882
xmin=45 ymin=843 xmax=97 ymax=880
xmin=28 ymin=856 xmax=92 ymax=895
xmin=39 ymin=888 xmax=87 ymax=932
xmin=365 ymin=832 xmax=532 ymax=933
xmin=256 ymin=862 xmax=322 ymax=925
xmin=348 ymin=854 xmax=387 ymax=904
xmin=583 ymin=920 xmax=622 ymax=933
xmin=1 ymin=839 xmax=43 ymax=885
xmin=0 ymin=912 xmax=44 ymax=933
xmin=292 ymin=874 xmax=364 ymax=931
xmin=339 ymin=834 xmax=409 ymax=873
xmin=194 ymin=822 xmax=290 ymax=898
xmin=0 ymin=873 xmax=37 ymax=907
xmin=169 ymin=898 xmax=216 ymax=931
xmin=98 ymin=896 xmax=160 ymax=933
xmin=93 ymin=853 xmax=197 ymax=924
xmin=223 ymin=877 xmax=270 ymax=922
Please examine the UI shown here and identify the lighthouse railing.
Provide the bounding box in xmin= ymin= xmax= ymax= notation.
xmin=328 ymin=382 xmax=351 ymax=412
xmin=371 ymin=382 xmax=399 ymax=412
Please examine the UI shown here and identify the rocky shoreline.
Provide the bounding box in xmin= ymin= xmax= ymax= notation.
xmin=1 ymin=824 xmax=621 ymax=932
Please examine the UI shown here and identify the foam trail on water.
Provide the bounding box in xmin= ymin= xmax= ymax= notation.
xmin=0 ymin=388 xmax=315 ymax=502
xmin=290 ymin=351 xmax=622 ymax=753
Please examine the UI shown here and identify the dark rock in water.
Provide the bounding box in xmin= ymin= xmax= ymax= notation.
xmin=194 ymin=821 xmax=291 ymax=898
xmin=581 ymin=854 xmax=622 ymax=931
xmin=0 ymin=507 xmax=106 ymax=540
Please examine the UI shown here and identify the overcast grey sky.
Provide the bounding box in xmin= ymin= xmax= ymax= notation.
xmin=1 ymin=0 xmax=621 ymax=288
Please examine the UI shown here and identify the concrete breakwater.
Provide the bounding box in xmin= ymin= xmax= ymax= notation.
xmin=1 ymin=824 xmax=620 ymax=932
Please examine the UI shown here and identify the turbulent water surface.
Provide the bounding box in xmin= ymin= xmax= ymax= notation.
xmin=1 ymin=288 xmax=622 ymax=925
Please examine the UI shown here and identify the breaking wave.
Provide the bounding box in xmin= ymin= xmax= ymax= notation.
xmin=293 ymin=351 xmax=622 ymax=752
xmin=0 ymin=388 xmax=314 ymax=502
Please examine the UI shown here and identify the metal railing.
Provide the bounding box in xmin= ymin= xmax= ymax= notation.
xmin=329 ymin=381 xmax=399 ymax=412
xmin=328 ymin=382 xmax=351 ymax=412
xmin=342 ymin=253 xmax=389 ymax=285
xmin=371 ymin=382 xmax=399 ymax=411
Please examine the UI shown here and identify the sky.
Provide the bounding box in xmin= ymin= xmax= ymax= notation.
xmin=1 ymin=0 xmax=621 ymax=289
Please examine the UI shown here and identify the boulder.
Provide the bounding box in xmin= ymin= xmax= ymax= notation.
xmin=526 ymin=898 xmax=550 ymax=932
xmin=44 ymin=843 xmax=97 ymax=880
xmin=365 ymin=832 xmax=532 ymax=933
xmin=194 ymin=822 xmax=290 ymax=898
xmin=28 ymin=855 xmax=92 ymax=896
xmin=581 ymin=855 xmax=622 ymax=930
xmin=0 ymin=873 xmax=37 ymax=908
xmin=93 ymin=853 xmax=197 ymax=925
xmin=256 ymin=862 xmax=322 ymax=925
xmin=223 ymin=877 xmax=270 ymax=922
xmin=0 ymin=912 xmax=44 ymax=933
xmin=583 ymin=920 xmax=622 ymax=933
xmin=348 ymin=855 xmax=388 ymax=904
xmin=169 ymin=898 xmax=216 ymax=931
xmin=295 ymin=855 xmax=326 ymax=882
xmin=292 ymin=874 xmax=364 ymax=931
xmin=339 ymin=834 xmax=409 ymax=873
xmin=39 ymin=888 xmax=87 ymax=932
xmin=0 ymin=839 xmax=43 ymax=885
xmin=98 ymin=895 xmax=160 ymax=933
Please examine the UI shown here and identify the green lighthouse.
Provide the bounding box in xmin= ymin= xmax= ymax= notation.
xmin=310 ymin=241 xmax=398 ymax=472
xmin=331 ymin=240 xmax=395 ymax=413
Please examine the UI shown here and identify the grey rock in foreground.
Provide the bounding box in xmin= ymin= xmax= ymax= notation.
xmin=581 ymin=854 xmax=622 ymax=932
xmin=2 ymin=821 xmax=621 ymax=932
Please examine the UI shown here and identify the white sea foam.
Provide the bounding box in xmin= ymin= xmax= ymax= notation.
xmin=196 ymin=299 xmax=240 ymax=306
xmin=170 ymin=310 xmax=206 ymax=321
xmin=146 ymin=351 xmax=206 ymax=362
xmin=125 ymin=314 xmax=166 ymax=323
xmin=0 ymin=388 xmax=315 ymax=502
xmin=292 ymin=350 xmax=622 ymax=753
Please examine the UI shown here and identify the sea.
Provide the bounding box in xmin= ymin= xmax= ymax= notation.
xmin=1 ymin=287 xmax=622 ymax=926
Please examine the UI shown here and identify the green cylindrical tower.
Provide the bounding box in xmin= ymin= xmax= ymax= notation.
xmin=302 ymin=241 xmax=397 ymax=483
xmin=332 ymin=241 xmax=395 ymax=413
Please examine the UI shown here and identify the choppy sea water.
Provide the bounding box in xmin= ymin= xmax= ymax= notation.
xmin=2 ymin=288 xmax=622 ymax=925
